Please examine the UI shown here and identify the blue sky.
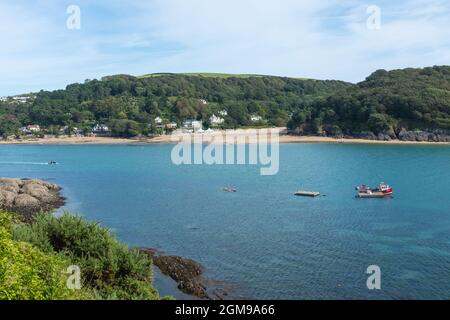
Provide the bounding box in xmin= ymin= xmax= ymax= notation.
xmin=1 ymin=0 xmax=449 ymax=96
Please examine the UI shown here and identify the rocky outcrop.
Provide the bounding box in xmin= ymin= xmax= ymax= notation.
xmin=139 ymin=248 xmax=229 ymax=300
xmin=316 ymin=128 xmax=450 ymax=142
xmin=397 ymin=129 xmax=450 ymax=142
xmin=355 ymin=131 xmax=378 ymax=140
xmin=139 ymin=248 xmax=207 ymax=298
xmin=0 ymin=178 xmax=65 ymax=220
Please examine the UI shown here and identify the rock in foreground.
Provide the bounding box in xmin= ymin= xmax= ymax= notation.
xmin=0 ymin=178 xmax=64 ymax=220
xmin=139 ymin=248 xmax=230 ymax=300
xmin=139 ymin=248 xmax=208 ymax=298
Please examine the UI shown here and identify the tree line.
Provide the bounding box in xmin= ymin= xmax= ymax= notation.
xmin=1 ymin=66 xmax=449 ymax=138
xmin=0 ymin=74 xmax=349 ymax=137
xmin=288 ymin=66 xmax=450 ymax=136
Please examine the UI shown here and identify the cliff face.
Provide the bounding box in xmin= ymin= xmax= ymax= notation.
xmin=347 ymin=129 xmax=450 ymax=142
xmin=0 ymin=178 xmax=64 ymax=220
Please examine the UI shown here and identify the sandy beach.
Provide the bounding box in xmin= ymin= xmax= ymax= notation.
xmin=1 ymin=128 xmax=449 ymax=145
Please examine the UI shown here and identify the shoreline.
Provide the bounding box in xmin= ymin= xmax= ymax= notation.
xmin=1 ymin=129 xmax=449 ymax=146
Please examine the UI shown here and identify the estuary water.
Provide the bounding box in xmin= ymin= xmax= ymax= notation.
xmin=1 ymin=143 xmax=449 ymax=299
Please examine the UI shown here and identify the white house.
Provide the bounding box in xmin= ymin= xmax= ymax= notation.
xmin=209 ymin=114 xmax=225 ymax=126
xmin=218 ymin=110 xmax=228 ymax=117
xmin=19 ymin=125 xmax=41 ymax=134
xmin=154 ymin=117 xmax=163 ymax=124
xmin=11 ymin=96 xmax=30 ymax=103
xmin=92 ymin=124 xmax=110 ymax=135
xmin=19 ymin=127 xmax=30 ymax=134
xmin=199 ymin=99 xmax=207 ymax=105
xmin=28 ymin=125 xmax=41 ymax=132
xmin=250 ymin=115 xmax=263 ymax=122
xmin=183 ymin=119 xmax=203 ymax=132
xmin=60 ymin=126 xmax=83 ymax=135
xmin=0 ymin=96 xmax=7 ymax=102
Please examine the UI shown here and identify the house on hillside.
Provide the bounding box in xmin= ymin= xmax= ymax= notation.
xmin=165 ymin=122 xmax=178 ymax=130
xmin=19 ymin=125 xmax=41 ymax=135
xmin=199 ymin=99 xmax=208 ymax=105
xmin=60 ymin=126 xmax=83 ymax=135
xmin=92 ymin=124 xmax=111 ymax=136
xmin=11 ymin=96 xmax=31 ymax=103
xmin=152 ymin=117 xmax=166 ymax=130
xmin=250 ymin=115 xmax=263 ymax=122
xmin=218 ymin=110 xmax=228 ymax=117
xmin=27 ymin=125 xmax=41 ymax=132
xmin=210 ymin=114 xmax=225 ymax=127
xmin=183 ymin=119 xmax=203 ymax=133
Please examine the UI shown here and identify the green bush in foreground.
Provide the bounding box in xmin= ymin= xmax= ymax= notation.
xmin=0 ymin=212 xmax=88 ymax=300
xmin=12 ymin=212 xmax=159 ymax=300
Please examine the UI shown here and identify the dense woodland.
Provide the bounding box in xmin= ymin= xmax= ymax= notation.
xmin=288 ymin=66 xmax=450 ymax=136
xmin=0 ymin=74 xmax=350 ymax=137
xmin=1 ymin=66 xmax=449 ymax=138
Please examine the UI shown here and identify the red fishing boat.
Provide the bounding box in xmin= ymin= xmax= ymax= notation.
xmin=377 ymin=183 xmax=393 ymax=195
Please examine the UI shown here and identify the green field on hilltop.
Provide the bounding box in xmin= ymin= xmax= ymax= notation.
xmin=138 ymin=72 xmax=268 ymax=79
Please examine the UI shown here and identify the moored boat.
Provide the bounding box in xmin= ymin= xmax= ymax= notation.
xmin=356 ymin=182 xmax=393 ymax=198
xmin=295 ymin=191 xmax=321 ymax=197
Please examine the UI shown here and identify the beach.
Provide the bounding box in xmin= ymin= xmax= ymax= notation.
xmin=1 ymin=128 xmax=449 ymax=145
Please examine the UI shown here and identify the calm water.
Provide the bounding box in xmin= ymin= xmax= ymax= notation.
xmin=1 ymin=143 xmax=450 ymax=299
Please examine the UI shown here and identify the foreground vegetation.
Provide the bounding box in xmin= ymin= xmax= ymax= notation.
xmin=0 ymin=211 xmax=160 ymax=300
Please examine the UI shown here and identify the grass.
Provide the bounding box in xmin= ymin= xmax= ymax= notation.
xmin=138 ymin=72 xmax=267 ymax=79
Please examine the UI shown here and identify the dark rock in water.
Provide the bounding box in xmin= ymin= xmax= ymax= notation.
xmin=138 ymin=248 xmax=229 ymax=300
xmin=0 ymin=178 xmax=65 ymax=221
xmin=156 ymin=256 xmax=205 ymax=297
xmin=139 ymin=248 xmax=207 ymax=298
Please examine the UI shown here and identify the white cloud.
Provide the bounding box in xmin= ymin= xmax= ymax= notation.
xmin=0 ymin=0 xmax=449 ymax=95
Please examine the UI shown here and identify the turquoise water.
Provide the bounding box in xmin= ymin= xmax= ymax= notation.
xmin=1 ymin=143 xmax=450 ymax=299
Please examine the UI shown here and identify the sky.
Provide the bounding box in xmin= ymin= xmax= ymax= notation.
xmin=0 ymin=0 xmax=449 ymax=96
